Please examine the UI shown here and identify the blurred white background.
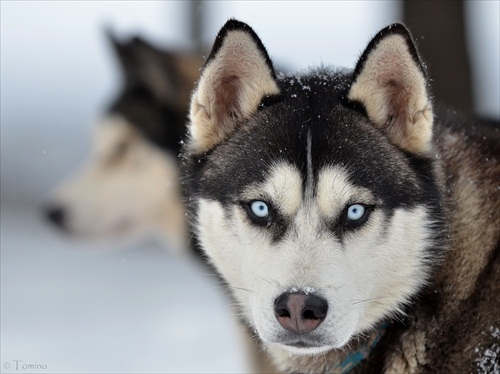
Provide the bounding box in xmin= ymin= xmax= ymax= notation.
xmin=1 ymin=1 xmax=498 ymax=373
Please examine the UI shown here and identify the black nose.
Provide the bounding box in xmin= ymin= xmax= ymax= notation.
xmin=44 ymin=205 xmax=67 ymax=229
xmin=274 ymin=292 xmax=328 ymax=334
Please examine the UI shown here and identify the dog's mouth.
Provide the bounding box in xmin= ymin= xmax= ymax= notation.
xmin=275 ymin=338 xmax=333 ymax=355
xmin=265 ymin=326 xmax=351 ymax=355
xmin=285 ymin=340 xmax=319 ymax=349
xmin=269 ymin=331 xmax=333 ymax=353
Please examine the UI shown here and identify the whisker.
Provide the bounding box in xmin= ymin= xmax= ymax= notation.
xmin=255 ymin=275 xmax=271 ymax=284
xmin=228 ymin=286 xmax=258 ymax=295
xmin=350 ymin=297 xmax=399 ymax=305
xmin=334 ymin=283 xmax=346 ymax=291
xmin=255 ymin=274 xmax=280 ymax=287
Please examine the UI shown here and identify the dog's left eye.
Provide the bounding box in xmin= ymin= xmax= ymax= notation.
xmin=347 ymin=204 xmax=365 ymax=220
xmin=344 ymin=203 xmax=372 ymax=229
xmin=250 ymin=201 xmax=269 ymax=218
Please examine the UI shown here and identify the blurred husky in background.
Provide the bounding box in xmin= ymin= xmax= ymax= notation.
xmin=44 ymin=31 xmax=202 ymax=252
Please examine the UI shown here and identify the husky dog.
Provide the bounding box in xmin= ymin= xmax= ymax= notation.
xmin=182 ymin=20 xmax=499 ymax=373
xmin=44 ymin=32 xmax=202 ymax=251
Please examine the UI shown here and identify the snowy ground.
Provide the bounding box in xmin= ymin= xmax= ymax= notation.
xmin=1 ymin=206 xmax=249 ymax=373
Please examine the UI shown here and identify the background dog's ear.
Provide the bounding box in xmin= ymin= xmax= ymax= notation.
xmin=104 ymin=29 xmax=183 ymax=108
xmin=104 ymin=26 xmax=124 ymax=55
xmin=188 ymin=19 xmax=280 ymax=154
xmin=348 ymin=24 xmax=434 ymax=155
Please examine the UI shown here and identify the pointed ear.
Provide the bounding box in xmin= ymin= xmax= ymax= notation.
xmin=188 ymin=19 xmax=280 ymax=153
xmin=104 ymin=26 xmax=129 ymax=68
xmin=105 ymin=32 xmax=182 ymax=107
xmin=347 ymin=24 xmax=434 ymax=155
xmin=104 ymin=26 xmax=128 ymax=64
xmin=104 ymin=25 xmax=119 ymax=45
xmin=125 ymin=37 xmax=180 ymax=106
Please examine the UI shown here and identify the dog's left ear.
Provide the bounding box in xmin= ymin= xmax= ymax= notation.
xmin=348 ymin=24 xmax=434 ymax=155
xmin=188 ymin=19 xmax=280 ymax=153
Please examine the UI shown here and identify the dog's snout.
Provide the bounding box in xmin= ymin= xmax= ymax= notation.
xmin=274 ymin=292 xmax=328 ymax=334
xmin=44 ymin=205 xmax=67 ymax=229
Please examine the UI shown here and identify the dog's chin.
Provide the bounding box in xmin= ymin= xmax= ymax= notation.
xmin=275 ymin=342 xmax=335 ymax=356
xmin=263 ymin=329 xmax=353 ymax=357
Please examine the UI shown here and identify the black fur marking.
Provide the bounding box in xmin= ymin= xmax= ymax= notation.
xmin=339 ymin=95 xmax=368 ymax=117
xmin=258 ymin=94 xmax=284 ymax=110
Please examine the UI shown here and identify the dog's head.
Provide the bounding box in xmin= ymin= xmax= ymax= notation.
xmin=183 ymin=20 xmax=444 ymax=355
xmin=43 ymin=32 xmax=200 ymax=245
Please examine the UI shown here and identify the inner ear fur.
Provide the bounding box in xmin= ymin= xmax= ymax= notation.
xmin=348 ymin=24 xmax=434 ymax=155
xmin=188 ymin=19 xmax=280 ymax=154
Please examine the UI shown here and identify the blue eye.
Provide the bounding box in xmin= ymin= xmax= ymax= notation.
xmin=250 ymin=201 xmax=269 ymax=218
xmin=341 ymin=204 xmax=373 ymax=230
xmin=347 ymin=204 xmax=366 ymax=221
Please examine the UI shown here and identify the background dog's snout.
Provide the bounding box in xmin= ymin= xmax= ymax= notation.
xmin=44 ymin=204 xmax=67 ymax=229
xmin=274 ymin=292 xmax=328 ymax=334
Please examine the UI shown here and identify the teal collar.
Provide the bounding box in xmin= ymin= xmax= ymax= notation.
xmin=330 ymin=322 xmax=389 ymax=373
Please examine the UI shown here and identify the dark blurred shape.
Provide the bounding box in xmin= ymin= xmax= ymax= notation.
xmin=44 ymin=205 xmax=67 ymax=230
xmin=404 ymin=0 xmax=473 ymax=113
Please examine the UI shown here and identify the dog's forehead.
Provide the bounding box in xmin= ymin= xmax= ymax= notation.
xmin=198 ymin=71 xmax=423 ymax=207
xmin=239 ymin=162 xmax=375 ymax=218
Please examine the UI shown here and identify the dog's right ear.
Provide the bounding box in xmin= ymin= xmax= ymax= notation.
xmin=187 ymin=19 xmax=280 ymax=154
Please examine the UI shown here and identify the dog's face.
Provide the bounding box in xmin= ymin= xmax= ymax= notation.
xmin=184 ymin=21 xmax=444 ymax=355
xmin=44 ymin=34 xmax=198 ymax=242
xmin=46 ymin=115 xmax=180 ymax=238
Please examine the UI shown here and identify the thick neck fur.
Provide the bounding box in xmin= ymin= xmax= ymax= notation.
xmin=390 ymin=111 xmax=500 ymax=373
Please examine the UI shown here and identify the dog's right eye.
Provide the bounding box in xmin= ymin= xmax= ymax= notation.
xmin=108 ymin=140 xmax=130 ymax=162
xmin=250 ymin=201 xmax=269 ymax=217
xmin=105 ymin=140 xmax=130 ymax=165
xmin=113 ymin=140 xmax=130 ymax=158
xmin=244 ymin=200 xmax=272 ymax=226
xmin=347 ymin=204 xmax=365 ymax=221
